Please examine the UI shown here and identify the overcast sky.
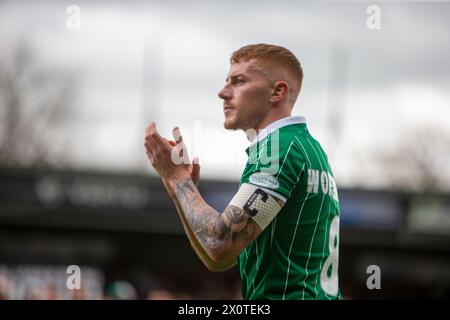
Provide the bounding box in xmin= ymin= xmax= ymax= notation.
xmin=0 ymin=0 xmax=449 ymax=188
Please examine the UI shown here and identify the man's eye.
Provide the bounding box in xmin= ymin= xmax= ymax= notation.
xmin=236 ymin=79 xmax=245 ymax=85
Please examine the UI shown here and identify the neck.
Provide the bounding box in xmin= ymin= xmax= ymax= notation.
xmin=245 ymin=110 xmax=292 ymax=142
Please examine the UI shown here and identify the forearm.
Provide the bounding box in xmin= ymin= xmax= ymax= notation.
xmin=166 ymin=177 xmax=233 ymax=261
xmin=165 ymin=175 xmax=258 ymax=263
xmin=163 ymin=179 xmax=236 ymax=270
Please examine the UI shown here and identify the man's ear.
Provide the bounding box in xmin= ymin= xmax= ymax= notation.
xmin=270 ymin=81 xmax=289 ymax=103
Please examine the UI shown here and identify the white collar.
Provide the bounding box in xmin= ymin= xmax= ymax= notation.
xmin=247 ymin=115 xmax=306 ymax=149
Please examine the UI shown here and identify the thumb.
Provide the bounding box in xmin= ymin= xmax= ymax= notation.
xmin=172 ymin=127 xmax=182 ymax=144
xmin=192 ymin=156 xmax=200 ymax=170
xmin=164 ymin=138 xmax=177 ymax=147
xmin=172 ymin=127 xmax=190 ymax=163
xmin=192 ymin=157 xmax=201 ymax=183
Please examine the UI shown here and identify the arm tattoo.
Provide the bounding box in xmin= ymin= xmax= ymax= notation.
xmin=173 ymin=178 xmax=256 ymax=250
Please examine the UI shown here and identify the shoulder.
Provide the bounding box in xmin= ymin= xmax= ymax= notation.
xmin=271 ymin=124 xmax=309 ymax=161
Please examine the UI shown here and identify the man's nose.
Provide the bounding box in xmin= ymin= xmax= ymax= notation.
xmin=218 ymin=85 xmax=231 ymax=100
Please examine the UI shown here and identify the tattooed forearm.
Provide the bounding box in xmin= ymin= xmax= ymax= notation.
xmin=224 ymin=205 xmax=247 ymax=225
xmin=232 ymin=220 xmax=256 ymax=243
xmin=174 ymin=178 xmax=221 ymax=248
xmin=173 ymin=177 xmax=256 ymax=252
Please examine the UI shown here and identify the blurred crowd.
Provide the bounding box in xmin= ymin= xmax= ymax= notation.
xmin=0 ymin=265 xmax=242 ymax=300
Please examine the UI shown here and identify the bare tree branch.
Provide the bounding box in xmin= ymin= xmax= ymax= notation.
xmin=373 ymin=126 xmax=450 ymax=193
xmin=0 ymin=41 xmax=78 ymax=168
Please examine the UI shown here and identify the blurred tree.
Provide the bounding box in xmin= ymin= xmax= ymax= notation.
xmin=0 ymin=41 xmax=78 ymax=168
xmin=375 ymin=126 xmax=450 ymax=193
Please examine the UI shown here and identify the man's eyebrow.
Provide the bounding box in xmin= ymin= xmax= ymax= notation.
xmin=226 ymin=74 xmax=248 ymax=81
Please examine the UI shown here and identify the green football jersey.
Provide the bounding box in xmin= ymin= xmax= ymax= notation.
xmin=237 ymin=116 xmax=342 ymax=300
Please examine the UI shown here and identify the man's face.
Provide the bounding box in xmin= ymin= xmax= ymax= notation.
xmin=218 ymin=60 xmax=273 ymax=131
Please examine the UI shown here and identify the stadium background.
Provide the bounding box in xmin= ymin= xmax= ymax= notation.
xmin=0 ymin=0 xmax=449 ymax=299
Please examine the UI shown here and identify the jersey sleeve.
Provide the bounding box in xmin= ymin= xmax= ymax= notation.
xmin=241 ymin=133 xmax=305 ymax=202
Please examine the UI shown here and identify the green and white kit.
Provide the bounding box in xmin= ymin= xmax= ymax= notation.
xmin=229 ymin=116 xmax=342 ymax=300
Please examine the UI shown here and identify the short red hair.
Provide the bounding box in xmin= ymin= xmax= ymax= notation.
xmin=230 ymin=44 xmax=303 ymax=100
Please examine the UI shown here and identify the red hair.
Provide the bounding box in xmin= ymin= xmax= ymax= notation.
xmin=230 ymin=44 xmax=303 ymax=97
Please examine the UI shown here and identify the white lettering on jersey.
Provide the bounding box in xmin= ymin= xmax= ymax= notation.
xmin=307 ymin=169 xmax=320 ymax=193
xmin=307 ymin=169 xmax=339 ymax=202
xmin=321 ymin=171 xmax=329 ymax=195
xmin=328 ymin=173 xmax=339 ymax=202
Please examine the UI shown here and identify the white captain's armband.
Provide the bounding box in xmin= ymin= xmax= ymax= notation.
xmin=229 ymin=183 xmax=284 ymax=231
